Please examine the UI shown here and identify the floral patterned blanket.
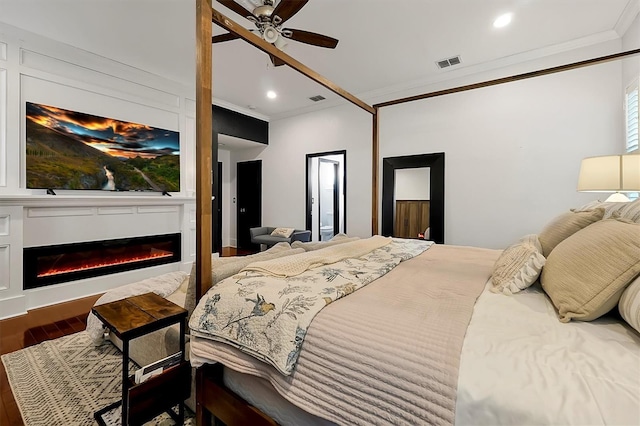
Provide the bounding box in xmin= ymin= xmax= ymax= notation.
xmin=189 ymin=237 xmax=433 ymax=375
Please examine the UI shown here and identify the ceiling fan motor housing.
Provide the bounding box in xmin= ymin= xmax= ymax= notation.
xmin=254 ymin=4 xmax=274 ymax=21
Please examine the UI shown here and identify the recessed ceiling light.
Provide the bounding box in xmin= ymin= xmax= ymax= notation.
xmin=493 ymin=13 xmax=512 ymax=28
xmin=266 ymin=90 xmax=277 ymax=99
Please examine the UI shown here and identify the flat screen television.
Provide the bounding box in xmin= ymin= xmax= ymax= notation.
xmin=26 ymin=102 xmax=180 ymax=192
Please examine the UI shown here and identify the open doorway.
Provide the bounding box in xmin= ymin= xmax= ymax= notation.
xmin=306 ymin=151 xmax=346 ymax=242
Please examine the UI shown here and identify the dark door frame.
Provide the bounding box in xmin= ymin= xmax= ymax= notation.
xmin=306 ymin=150 xmax=347 ymax=239
xmin=382 ymin=153 xmax=445 ymax=244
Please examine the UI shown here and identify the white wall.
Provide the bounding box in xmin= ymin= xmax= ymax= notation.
xmin=230 ymin=106 xmax=372 ymax=241
xmin=379 ymin=40 xmax=624 ymax=249
xmin=0 ymin=22 xmax=197 ymax=318
xmin=622 ymin=13 xmax=640 ymax=97
xmin=622 ymin=13 xmax=639 ymax=157
xmin=236 ymin=39 xmax=626 ymax=250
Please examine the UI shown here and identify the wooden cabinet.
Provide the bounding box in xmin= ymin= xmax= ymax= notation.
xmin=395 ymin=200 xmax=430 ymax=239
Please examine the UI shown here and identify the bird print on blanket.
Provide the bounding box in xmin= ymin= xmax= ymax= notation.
xmin=223 ymin=293 xmax=275 ymax=330
xmin=190 ymin=237 xmax=434 ymax=375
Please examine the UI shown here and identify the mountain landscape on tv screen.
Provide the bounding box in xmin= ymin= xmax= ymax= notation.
xmin=25 ymin=102 xmax=180 ymax=192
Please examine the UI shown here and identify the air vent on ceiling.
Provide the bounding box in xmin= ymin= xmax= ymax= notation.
xmin=309 ymin=95 xmax=326 ymax=102
xmin=436 ymin=55 xmax=462 ymax=69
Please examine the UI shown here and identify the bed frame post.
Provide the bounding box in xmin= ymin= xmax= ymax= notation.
xmin=372 ymin=107 xmax=379 ymax=235
xmin=196 ymin=365 xmax=213 ymax=425
xmin=195 ymin=0 xmax=213 ymax=303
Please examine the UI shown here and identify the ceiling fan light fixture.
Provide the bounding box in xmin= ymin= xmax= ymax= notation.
xmin=263 ymin=25 xmax=279 ymax=43
xmin=274 ymin=35 xmax=288 ymax=49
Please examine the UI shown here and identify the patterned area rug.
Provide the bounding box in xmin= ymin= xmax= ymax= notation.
xmin=1 ymin=331 xmax=193 ymax=426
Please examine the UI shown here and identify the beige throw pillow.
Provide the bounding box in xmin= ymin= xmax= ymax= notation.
xmin=538 ymin=208 xmax=604 ymax=257
xmin=271 ymin=227 xmax=295 ymax=238
xmin=619 ymin=275 xmax=640 ymax=334
xmin=541 ymin=219 xmax=640 ymax=322
xmin=490 ymin=234 xmax=546 ymax=295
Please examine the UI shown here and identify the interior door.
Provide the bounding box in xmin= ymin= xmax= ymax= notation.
xmin=212 ymin=162 xmax=223 ymax=253
xmin=237 ymin=160 xmax=262 ymax=250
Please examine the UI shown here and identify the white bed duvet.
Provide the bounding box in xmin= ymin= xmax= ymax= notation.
xmin=192 ymin=256 xmax=640 ymax=425
xmin=456 ymin=282 xmax=640 ymax=425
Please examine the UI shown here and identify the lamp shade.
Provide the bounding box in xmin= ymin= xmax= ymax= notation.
xmin=577 ymin=154 xmax=640 ymax=192
xmin=622 ymin=154 xmax=640 ymax=191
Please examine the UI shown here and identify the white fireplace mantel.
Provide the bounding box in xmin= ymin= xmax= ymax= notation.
xmin=0 ymin=195 xmax=197 ymax=319
xmin=0 ymin=194 xmax=196 ymax=208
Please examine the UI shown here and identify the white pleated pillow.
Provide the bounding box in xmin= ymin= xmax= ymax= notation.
xmin=619 ymin=275 xmax=640 ymax=334
xmin=491 ymin=234 xmax=546 ymax=295
xmin=617 ymin=199 xmax=640 ymax=223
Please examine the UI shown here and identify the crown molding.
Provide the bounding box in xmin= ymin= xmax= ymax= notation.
xmin=270 ymin=30 xmax=624 ymax=121
xmin=615 ymin=0 xmax=640 ymax=37
xmin=360 ymin=31 xmax=621 ymax=105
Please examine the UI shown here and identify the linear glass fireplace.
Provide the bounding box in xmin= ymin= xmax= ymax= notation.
xmin=24 ymin=233 xmax=181 ymax=289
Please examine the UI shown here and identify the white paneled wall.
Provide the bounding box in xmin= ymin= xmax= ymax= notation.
xmin=0 ymin=206 xmax=23 ymax=318
xmin=0 ymin=23 xmax=196 ymax=318
xmin=0 ymin=42 xmax=7 ymax=188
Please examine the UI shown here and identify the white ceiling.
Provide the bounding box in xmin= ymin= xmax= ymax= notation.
xmin=0 ymin=0 xmax=638 ymax=121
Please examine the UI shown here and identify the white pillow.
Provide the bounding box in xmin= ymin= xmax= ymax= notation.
xmin=270 ymin=227 xmax=295 ymax=238
xmin=618 ymin=199 xmax=640 ymax=223
xmin=490 ymin=234 xmax=546 ymax=295
xmin=619 ymin=275 xmax=640 ymax=334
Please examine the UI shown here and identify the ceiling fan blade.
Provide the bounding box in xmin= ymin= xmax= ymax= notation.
xmin=212 ymin=33 xmax=240 ymax=43
xmin=283 ymin=29 xmax=339 ymax=49
xmin=269 ymin=54 xmax=286 ymax=67
xmin=272 ymin=0 xmax=309 ymax=24
xmin=217 ymin=0 xmax=254 ymax=19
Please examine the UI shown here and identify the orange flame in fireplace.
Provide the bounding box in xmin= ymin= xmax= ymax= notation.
xmin=37 ymin=250 xmax=172 ymax=277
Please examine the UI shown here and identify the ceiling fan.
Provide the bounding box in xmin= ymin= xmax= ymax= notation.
xmin=212 ymin=0 xmax=339 ymax=67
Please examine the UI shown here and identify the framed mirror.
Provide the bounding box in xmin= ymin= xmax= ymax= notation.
xmin=382 ymin=153 xmax=445 ymax=243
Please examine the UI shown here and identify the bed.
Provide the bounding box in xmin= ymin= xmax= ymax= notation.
xmin=190 ymin=3 xmax=640 ymax=425
xmin=187 ymin=210 xmax=640 ymax=425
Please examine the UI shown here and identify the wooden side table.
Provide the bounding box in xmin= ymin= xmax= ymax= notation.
xmin=92 ymin=292 xmax=190 ymax=426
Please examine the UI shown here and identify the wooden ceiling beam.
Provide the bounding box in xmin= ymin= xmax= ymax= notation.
xmin=211 ymin=8 xmax=375 ymax=115
xmin=374 ymin=48 xmax=640 ymax=109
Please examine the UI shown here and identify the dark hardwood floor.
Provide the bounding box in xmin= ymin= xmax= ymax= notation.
xmin=0 ymin=247 xmax=249 ymax=425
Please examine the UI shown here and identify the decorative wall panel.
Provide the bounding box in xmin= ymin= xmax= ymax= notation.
xmin=137 ymin=206 xmax=179 ymax=214
xmin=97 ymin=207 xmax=135 ymax=215
xmin=20 ymin=49 xmax=179 ymax=108
xmin=0 ymin=68 xmax=6 ymax=187
xmin=0 ymin=245 xmax=8 ymax=290
xmin=27 ymin=207 xmax=94 ymax=218
xmin=0 ymin=214 xmax=8 ymax=236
